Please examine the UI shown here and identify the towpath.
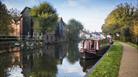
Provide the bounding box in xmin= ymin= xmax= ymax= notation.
xmin=118 ymin=42 xmax=138 ymax=77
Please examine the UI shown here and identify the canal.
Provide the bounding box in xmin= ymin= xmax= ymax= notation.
xmin=0 ymin=42 xmax=100 ymax=77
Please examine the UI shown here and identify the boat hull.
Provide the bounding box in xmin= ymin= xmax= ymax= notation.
xmin=80 ymin=51 xmax=99 ymax=59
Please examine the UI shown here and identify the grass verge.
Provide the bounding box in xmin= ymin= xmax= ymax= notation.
xmin=88 ymin=42 xmax=123 ymax=77
xmin=127 ymin=42 xmax=138 ymax=49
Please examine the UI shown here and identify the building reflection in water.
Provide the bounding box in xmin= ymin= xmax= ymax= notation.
xmin=0 ymin=47 xmax=23 ymax=77
xmin=0 ymin=42 xmax=99 ymax=77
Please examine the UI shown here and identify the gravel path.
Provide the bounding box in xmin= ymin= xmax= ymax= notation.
xmin=118 ymin=42 xmax=138 ymax=77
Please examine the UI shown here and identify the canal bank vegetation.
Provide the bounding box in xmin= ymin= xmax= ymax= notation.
xmin=102 ymin=3 xmax=138 ymax=44
xmin=0 ymin=1 xmax=20 ymax=36
xmin=0 ymin=1 xmax=12 ymax=35
xmin=127 ymin=42 xmax=138 ymax=49
xmin=30 ymin=2 xmax=84 ymax=38
xmin=89 ymin=42 xmax=123 ymax=77
xmin=30 ymin=2 xmax=58 ymax=33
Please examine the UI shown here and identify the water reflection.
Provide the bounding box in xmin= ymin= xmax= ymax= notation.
xmin=22 ymin=45 xmax=58 ymax=77
xmin=0 ymin=47 xmax=23 ymax=77
xmin=80 ymin=58 xmax=99 ymax=72
xmin=0 ymin=42 xmax=99 ymax=77
xmin=57 ymin=58 xmax=85 ymax=77
xmin=67 ymin=42 xmax=80 ymax=64
xmin=6 ymin=65 xmax=24 ymax=77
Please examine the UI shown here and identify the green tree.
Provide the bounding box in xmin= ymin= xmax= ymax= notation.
xmin=67 ymin=42 xmax=80 ymax=64
xmin=0 ymin=1 xmax=11 ymax=35
xmin=102 ymin=3 xmax=138 ymax=43
xmin=67 ymin=19 xmax=83 ymax=41
xmin=30 ymin=2 xmax=58 ymax=33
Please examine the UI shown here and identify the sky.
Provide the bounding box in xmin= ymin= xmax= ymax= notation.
xmin=2 ymin=0 xmax=138 ymax=32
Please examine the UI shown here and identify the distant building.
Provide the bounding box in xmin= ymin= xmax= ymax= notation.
xmin=79 ymin=30 xmax=91 ymax=39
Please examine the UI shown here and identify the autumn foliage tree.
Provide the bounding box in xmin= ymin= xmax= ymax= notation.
xmin=102 ymin=3 xmax=138 ymax=44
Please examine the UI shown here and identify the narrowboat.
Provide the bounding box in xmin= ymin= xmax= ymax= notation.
xmin=79 ymin=31 xmax=113 ymax=59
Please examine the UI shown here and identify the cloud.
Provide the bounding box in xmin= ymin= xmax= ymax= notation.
xmin=66 ymin=0 xmax=91 ymax=7
xmin=67 ymin=0 xmax=78 ymax=7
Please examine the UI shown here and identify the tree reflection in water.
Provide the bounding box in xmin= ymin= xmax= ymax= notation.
xmin=0 ymin=47 xmax=23 ymax=77
xmin=67 ymin=42 xmax=80 ymax=64
xmin=22 ymin=44 xmax=58 ymax=77
xmin=0 ymin=42 xmax=99 ymax=77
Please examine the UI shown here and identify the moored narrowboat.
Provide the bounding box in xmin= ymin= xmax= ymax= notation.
xmin=79 ymin=31 xmax=113 ymax=59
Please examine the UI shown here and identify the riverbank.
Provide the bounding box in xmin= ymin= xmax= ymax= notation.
xmin=88 ymin=42 xmax=123 ymax=77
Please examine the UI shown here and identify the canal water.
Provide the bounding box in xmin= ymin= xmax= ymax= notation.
xmin=0 ymin=42 xmax=99 ymax=77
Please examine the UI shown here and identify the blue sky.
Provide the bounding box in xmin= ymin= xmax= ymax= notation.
xmin=2 ymin=0 xmax=137 ymax=32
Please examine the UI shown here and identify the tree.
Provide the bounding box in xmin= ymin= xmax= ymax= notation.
xmin=0 ymin=1 xmax=11 ymax=35
xmin=131 ymin=7 xmax=138 ymax=43
xmin=30 ymin=2 xmax=58 ymax=33
xmin=67 ymin=19 xmax=83 ymax=41
xmin=102 ymin=3 xmax=138 ymax=43
xmin=67 ymin=42 xmax=80 ymax=64
xmin=9 ymin=8 xmax=20 ymax=22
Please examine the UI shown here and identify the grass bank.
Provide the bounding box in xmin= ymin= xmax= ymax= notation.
xmin=127 ymin=42 xmax=138 ymax=49
xmin=88 ymin=42 xmax=123 ymax=77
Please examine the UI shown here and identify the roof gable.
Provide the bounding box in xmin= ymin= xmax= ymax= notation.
xmin=21 ymin=7 xmax=31 ymax=14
